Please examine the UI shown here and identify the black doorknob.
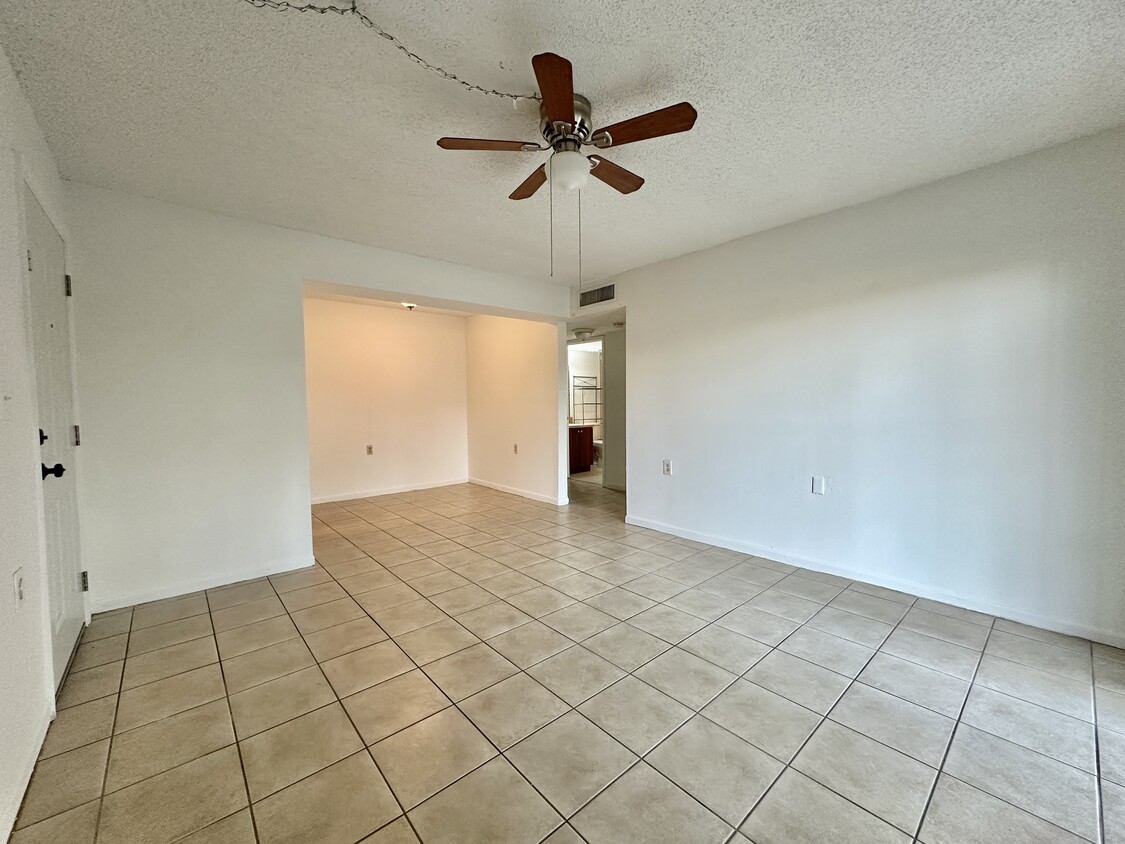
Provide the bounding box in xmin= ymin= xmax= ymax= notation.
xmin=39 ymin=428 xmax=48 ymax=445
xmin=41 ymin=463 xmax=65 ymax=480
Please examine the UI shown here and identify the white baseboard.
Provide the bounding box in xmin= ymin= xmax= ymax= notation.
xmin=469 ymin=478 xmax=566 ymax=506
xmin=626 ymin=514 xmax=1125 ymax=650
xmin=2 ymin=705 xmax=53 ymax=841
xmin=311 ymin=478 xmax=471 ymax=505
xmin=88 ymin=554 xmax=314 ymax=613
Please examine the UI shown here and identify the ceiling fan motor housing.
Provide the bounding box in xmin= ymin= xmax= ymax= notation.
xmin=541 ymin=94 xmax=593 ymax=149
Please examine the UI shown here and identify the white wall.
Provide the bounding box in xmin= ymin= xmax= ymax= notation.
xmin=467 ymin=315 xmax=566 ymax=504
xmin=602 ymin=330 xmax=626 ymax=491
xmin=616 ymin=126 xmax=1125 ymax=646
xmin=304 ymin=298 xmax=469 ymax=502
xmin=66 ymin=182 xmax=569 ymax=613
xmin=0 ymin=43 xmax=70 ymax=839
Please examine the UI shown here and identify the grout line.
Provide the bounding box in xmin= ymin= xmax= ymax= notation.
xmin=39 ymin=695 xmax=227 ymax=774
xmin=367 ymin=575 xmax=864 ymax=836
xmin=892 ymin=630 xmax=1105 ymax=841
xmin=1092 ymin=640 xmax=1105 ymax=844
xmin=924 ymin=752 xmax=1101 ymax=841
xmin=314 ymin=504 xmax=681 ymax=841
xmin=164 ymin=809 xmax=250 ymax=843
xmin=91 ymin=606 xmax=133 ymax=844
xmin=328 ymin=498 xmax=997 ymax=803
xmin=205 ymin=590 xmax=262 ymax=844
xmin=724 ymin=594 xmax=921 ymax=842
xmin=262 ymin=561 xmax=427 ymax=844
xmin=966 ymin=652 xmax=1099 ymax=723
xmin=908 ymin=615 xmax=995 ymax=843
xmin=39 ymin=484 xmax=1109 ymax=844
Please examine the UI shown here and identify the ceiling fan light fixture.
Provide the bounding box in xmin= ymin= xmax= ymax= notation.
xmin=549 ymin=150 xmax=590 ymax=191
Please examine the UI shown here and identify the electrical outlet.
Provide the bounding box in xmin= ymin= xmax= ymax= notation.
xmin=662 ymin=459 xmax=672 ymax=476
xmin=811 ymin=476 xmax=826 ymax=495
xmin=12 ymin=567 xmax=24 ymax=606
xmin=366 ymin=445 xmax=373 ymax=456
xmin=514 ymin=443 xmax=518 ymax=455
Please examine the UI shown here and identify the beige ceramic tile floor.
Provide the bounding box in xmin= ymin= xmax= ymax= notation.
xmin=10 ymin=481 xmax=1124 ymax=844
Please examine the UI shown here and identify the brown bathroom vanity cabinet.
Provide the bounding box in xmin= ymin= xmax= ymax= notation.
xmin=569 ymin=425 xmax=594 ymax=473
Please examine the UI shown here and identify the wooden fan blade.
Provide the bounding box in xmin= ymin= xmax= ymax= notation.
xmin=509 ymin=164 xmax=547 ymax=200
xmin=588 ymin=156 xmax=644 ymax=194
xmin=437 ymin=137 xmax=540 ymax=151
xmin=532 ymin=53 xmax=575 ymax=126
xmin=592 ymin=102 xmax=698 ymax=148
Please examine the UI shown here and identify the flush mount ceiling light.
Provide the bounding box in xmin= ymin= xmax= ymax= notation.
xmin=549 ymin=149 xmax=590 ymax=192
xmin=572 ymin=328 xmax=595 ymax=341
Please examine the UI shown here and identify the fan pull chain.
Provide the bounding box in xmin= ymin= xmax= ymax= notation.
xmin=578 ymin=188 xmax=583 ymax=292
xmin=549 ymin=158 xmax=554 ymax=278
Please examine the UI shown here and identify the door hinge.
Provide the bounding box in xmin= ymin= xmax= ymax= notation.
xmin=27 ymin=249 xmax=32 ymax=272
xmin=73 ymin=424 xmax=81 ymax=446
xmin=65 ymin=274 xmax=73 ymax=297
xmin=80 ymin=571 xmax=89 ymax=592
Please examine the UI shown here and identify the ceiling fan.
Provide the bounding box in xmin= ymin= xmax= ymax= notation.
xmin=437 ymin=52 xmax=697 ymax=200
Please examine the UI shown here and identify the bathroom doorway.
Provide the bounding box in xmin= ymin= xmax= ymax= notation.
xmin=566 ymin=309 xmax=626 ymax=494
xmin=567 ymin=338 xmax=604 ymax=486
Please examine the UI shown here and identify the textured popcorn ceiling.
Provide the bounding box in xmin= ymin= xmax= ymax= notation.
xmin=2 ymin=0 xmax=1124 ymax=285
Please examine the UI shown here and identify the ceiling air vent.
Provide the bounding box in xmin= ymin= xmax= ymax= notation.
xmin=579 ymin=284 xmax=615 ymax=308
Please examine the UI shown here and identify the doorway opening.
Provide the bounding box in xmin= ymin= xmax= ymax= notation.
xmin=301 ymin=282 xmax=569 ymax=507
xmin=566 ymin=308 xmax=625 ymax=496
xmin=567 ymin=338 xmax=604 ymax=485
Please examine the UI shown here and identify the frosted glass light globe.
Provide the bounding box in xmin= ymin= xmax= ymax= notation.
xmin=549 ymin=150 xmax=590 ymax=191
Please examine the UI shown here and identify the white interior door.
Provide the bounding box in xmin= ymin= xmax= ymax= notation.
xmin=26 ymin=184 xmax=84 ymax=688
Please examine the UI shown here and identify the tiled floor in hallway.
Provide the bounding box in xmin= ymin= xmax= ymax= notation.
xmin=10 ymin=481 xmax=1124 ymax=843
